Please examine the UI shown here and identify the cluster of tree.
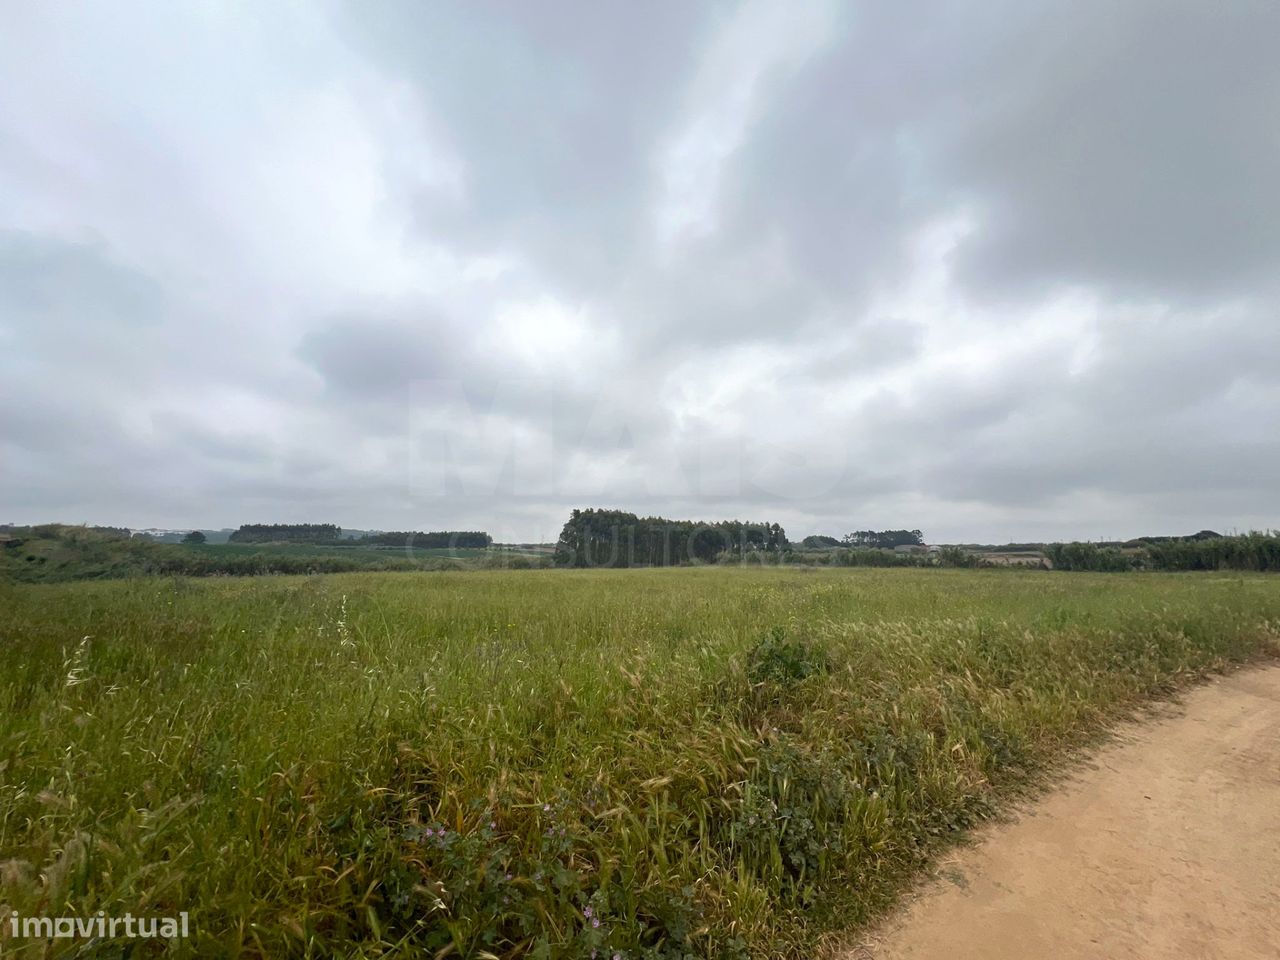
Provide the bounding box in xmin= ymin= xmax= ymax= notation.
xmin=841 ymin=529 xmax=925 ymax=548
xmin=361 ymin=531 xmax=492 ymax=549
xmin=229 ymin=523 xmax=341 ymax=543
xmin=554 ymin=509 xmax=787 ymax=568
xmin=801 ymin=535 xmax=842 ymax=548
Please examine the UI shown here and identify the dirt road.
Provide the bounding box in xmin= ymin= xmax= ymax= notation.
xmin=845 ymin=665 xmax=1280 ymax=960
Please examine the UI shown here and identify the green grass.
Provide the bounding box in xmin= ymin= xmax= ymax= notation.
xmin=2 ymin=568 xmax=1278 ymax=958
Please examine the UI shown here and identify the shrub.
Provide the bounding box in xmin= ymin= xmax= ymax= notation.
xmin=1044 ymin=542 xmax=1133 ymax=572
xmin=746 ymin=627 xmax=830 ymax=685
xmin=1144 ymin=531 xmax=1280 ymax=571
xmin=938 ymin=546 xmax=981 ymax=568
xmin=732 ymin=738 xmax=852 ymax=883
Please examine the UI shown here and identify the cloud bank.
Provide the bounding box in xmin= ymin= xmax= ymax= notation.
xmin=2 ymin=1 xmax=1278 ymax=542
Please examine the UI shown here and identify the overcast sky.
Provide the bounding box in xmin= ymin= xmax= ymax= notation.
xmin=2 ymin=1 xmax=1278 ymax=544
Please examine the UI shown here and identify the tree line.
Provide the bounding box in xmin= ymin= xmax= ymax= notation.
xmin=554 ymin=509 xmax=787 ymax=568
xmin=841 ymin=529 xmax=924 ymax=548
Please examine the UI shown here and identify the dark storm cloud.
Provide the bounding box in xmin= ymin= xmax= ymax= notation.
xmin=2 ymin=0 xmax=1278 ymax=540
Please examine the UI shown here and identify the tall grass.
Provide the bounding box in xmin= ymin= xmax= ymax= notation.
xmin=1 ymin=568 xmax=1278 ymax=957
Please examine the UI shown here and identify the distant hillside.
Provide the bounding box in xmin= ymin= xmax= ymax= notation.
xmin=0 ymin=525 xmax=546 ymax=583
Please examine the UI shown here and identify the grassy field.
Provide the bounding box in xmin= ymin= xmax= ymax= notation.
xmin=2 ymin=568 xmax=1279 ymax=958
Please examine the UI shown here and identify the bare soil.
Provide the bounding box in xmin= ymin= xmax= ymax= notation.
xmin=843 ymin=665 xmax=1280 ymax=960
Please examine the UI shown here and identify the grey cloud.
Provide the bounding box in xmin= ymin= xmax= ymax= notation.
xmin=905 ymin=307 xmax=1280 ymax=509
xmin=946 ymin=1 xmax=1280 ymax=302
xmin=2 ymin=1 xmax=1278 ymax=540
xmin=343 ymin=1 xmax=719 ymax=293
xmin=0 ymin=232 xmax=163 ymax=327
xmin=0 ymin=232 xmax=167 ymax=385
xmin=297 ymin=314 xmax=456 ymax=399
xmin=792 ymin=318 xmax=925 ymax=381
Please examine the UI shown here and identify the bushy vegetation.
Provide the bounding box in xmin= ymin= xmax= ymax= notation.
xmin=936 ymin=545 xmax=983 ymax=568
xmin=2 ymin=568 xmax=1278 ymax=957
xmin=745 ymin=626 xmax=830 ymax=685
xmin=1044 ymin=541 xmax=1134 ymax=572
xmin=794 ymin=548 xmax=923 ymax=568
xmin=1046 ymin=532 xmax=1280 ymax=572
xmin=1144 ymin=531 xmax=1280 ymax=571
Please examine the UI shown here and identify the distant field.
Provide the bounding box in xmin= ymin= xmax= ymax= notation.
xmin=0 ymin=530 xmax=551 ymax=583
xmin=185 ymin=542 xmax=515 ymax=560
xmin=2 ymin=568 xmax=1278 ymax=958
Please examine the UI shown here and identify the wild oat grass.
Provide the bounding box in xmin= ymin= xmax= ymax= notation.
xmin=1 ymin=568 xmax=1278 ymax=958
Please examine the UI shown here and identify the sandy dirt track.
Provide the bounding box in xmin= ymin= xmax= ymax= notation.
xmin=844 ymin=665 xmax=1280 ymax=960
